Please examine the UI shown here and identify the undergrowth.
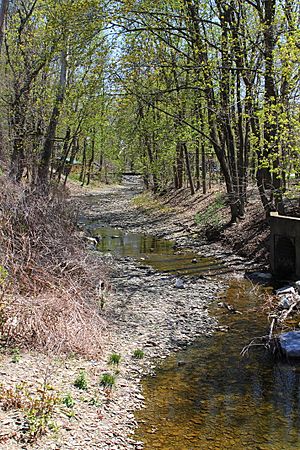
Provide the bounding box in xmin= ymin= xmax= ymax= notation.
xmin=0 ymin=176 xmax=107 ymax=358
xmin=0 ymin=381 xmax=60 ymax=442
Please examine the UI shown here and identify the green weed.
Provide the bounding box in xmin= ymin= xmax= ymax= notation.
xmin=88 ymin=395 xmax=102 ymax=407
xmin=11 ymin=347 xmax=21 ymax=363
xmin=108 ymin=353 xmax=121 ymax=366
xmin=100 ymin=373 xmax=116 ymax=389
xmin=0 ymin=382 xmax=59 ymax=442
xmin=74 ymin=370 xmax=88 ymax=391
xmin=133 ymin=349 xmax=144 ymax=359
xmin=62 ymin=393 xmax=74 ymax=408
xmin=24 ymin=385 xmax=60 ymax=442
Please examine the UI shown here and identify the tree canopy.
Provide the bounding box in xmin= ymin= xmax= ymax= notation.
xmin=0 ymin=0 xmax=299 ymax=220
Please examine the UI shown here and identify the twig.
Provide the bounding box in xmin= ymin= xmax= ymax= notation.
xmin=268 ymin=316 xmax=277 ymax=342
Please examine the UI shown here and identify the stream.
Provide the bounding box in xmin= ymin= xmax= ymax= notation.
xmin=80 ymin=182 xmax=300 ymax=450
xmin=134 ymin=280 xmax=300 ymax=450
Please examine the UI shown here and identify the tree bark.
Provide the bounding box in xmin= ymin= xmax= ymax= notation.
xmin=0 ymin=0 xmax=9 ymax=158
xmin=175 ymin=141 xmax=184 ymax=189
xmin=86 ymin=132 xmax=95 ymax=186
xmin=56 ymin=127 xmax=71 ymax=183
xmin=263 ymin=0 xmax=283 ymax=212
xmin=183 ymin=143 xmax=195 ymax=195
xmin=37 ymin=50 xmax=67 ymax=189
xmin=79 ymin=138 xmax=87 ymax=185
xmin=63 ymin=137 xmax=78 ymax=186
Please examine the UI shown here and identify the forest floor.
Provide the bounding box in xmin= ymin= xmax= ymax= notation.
xmin=0 ymin=179 xmax=270 ymax=450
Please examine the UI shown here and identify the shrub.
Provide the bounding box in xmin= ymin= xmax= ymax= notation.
xmin=0 ymin=176 xmax=108 ymax=358
xmin=0 ymin=383 xmax=25 ymax=410
xmin=0 ymin=381 xmax=59 ymax=442
xmin=24 ymin=385 xmax=60 ymax=442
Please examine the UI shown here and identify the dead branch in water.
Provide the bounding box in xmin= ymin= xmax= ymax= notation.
xmin=241 ymin=335 xmax=270 ymax=357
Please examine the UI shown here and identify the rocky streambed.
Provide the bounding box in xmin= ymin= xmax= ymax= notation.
xmin=74 ymin=180 xmax=231 ymax=448
xmin=3 ymin=180 xmax=299 ymax=449
xmin=74 ymin=180 xmax=300 ymax=450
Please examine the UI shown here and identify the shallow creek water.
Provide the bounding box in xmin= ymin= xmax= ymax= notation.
xmin=91 ymin=226 xmax=300 ymax=449
xmin=91 ymin=226 xmax=224 ymax=276
xmin=135 ymin=281 xmax=300 ymax=450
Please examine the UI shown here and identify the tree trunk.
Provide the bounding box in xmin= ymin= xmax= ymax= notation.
xmin=38 ymin=50 xmax=67 ymax=189
xmin=0 ymin=0 xmax=9 ymax=158
xmin=183 ymin=143 xmax=195 ymax=195
xmin=184 ymin=0 xmax=241 ymax=223
xmin=195 ymin=139 xmax=200 ymax=191
xmin=201 ymin=142 xmax=207 ymax=195
xmin=56 ymin=127 xmax=71 ymax=183
xmin=79 ymin=138 xmax=87 ymax=185
xmin=175 ymin=141 xmax=184 ymax=189
xmin=63 ymin=137 xmax=78 ymax=186
xmin=86 ymin=133 xmax=95 ymax=186
xmin=263 ymin=0 xmax=283 ymax=212
xmin=9 ymin=100 xmax=26 ymax=182
xmin=145 ymin=134 xmax=158 ymax=192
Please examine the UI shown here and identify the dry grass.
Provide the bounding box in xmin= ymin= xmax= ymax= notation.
xmin=2 ymin=292 xmax=107 ymax=357
xmin=0 ymin=176 xmax=108 ymax=357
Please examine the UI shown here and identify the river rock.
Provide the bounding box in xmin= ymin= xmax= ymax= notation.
xmin=175 ymin=278 xmax=185 ymax=289
xmin=279 ymin=331 xmax=300 ymax=358
xmin=294 ymin=281 xmax=300 ymax=294
xmin=251 ymin=272 xmax=273 ymax=281
xmin=276 ymin=286 xmax=296 ymax=296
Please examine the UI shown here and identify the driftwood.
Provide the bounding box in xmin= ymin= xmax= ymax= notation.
xmin=278 ymin=301 xmax=298 ymax=322
xmin=268 ymin=316 xmax=277 ymax=342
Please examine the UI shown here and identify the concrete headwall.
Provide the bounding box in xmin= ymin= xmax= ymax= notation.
xmin=270 ymin=212 xmax=300 ymax=279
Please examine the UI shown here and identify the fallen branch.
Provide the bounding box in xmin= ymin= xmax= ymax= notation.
xmin=268 ymin=316 xmax=277 ymax=342
xmin=241 ymin=335 xmax=269 ymax=357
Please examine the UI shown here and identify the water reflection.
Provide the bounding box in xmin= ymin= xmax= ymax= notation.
xmin=90 ymin=226 xmax=224 ymax=276
xmin=135 ymin=281 xmax=300 ymax=449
